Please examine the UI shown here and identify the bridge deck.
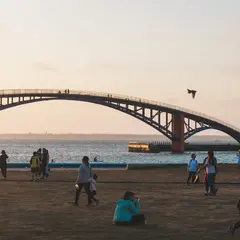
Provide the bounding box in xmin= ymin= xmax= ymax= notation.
xmin=0 ymin=88 xmax=239 ymax=133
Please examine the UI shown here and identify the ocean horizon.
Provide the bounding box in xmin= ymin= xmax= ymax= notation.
xmin=0 ymin=133 xmax=237 ymax=142
xmin=0 ymin=134 xmax=238 ymax=164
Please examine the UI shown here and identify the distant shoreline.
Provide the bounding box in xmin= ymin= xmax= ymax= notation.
xmin=0 ymin=133 xmax=235 ymax=141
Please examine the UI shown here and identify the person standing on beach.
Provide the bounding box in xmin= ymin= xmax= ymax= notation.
xmin=45 ymin=149 xmax=50 ymax=177
xmin=30 ymin=152 xmax=40 ymax=181
xmin=237 ymin=150 xmax=240 ymax=164
xmin=0 ymin=150 xmax=8 ymax=179
xmin=41 ymin=148 xmax=48 ymax=179
xmin=74 ymin=156 xmax=92 ymax=206
xmin=198 ymin=150 xmax=218 ymax=196
xmin=186 ymin=153 xmax=198 ymax=184
xmin=37 ymin=148 xmax=42 ymax=178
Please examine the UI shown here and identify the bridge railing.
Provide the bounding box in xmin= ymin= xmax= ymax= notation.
xmin=0 ymin=89 xmax=240 ymax=132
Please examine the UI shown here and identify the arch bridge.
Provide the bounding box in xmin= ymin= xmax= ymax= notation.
xmin=0 ymin=89 xmax=239 ymax=152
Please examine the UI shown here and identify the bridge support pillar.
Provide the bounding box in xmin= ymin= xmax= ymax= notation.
xmin=171 ymin=113 xmax=184 ymax=153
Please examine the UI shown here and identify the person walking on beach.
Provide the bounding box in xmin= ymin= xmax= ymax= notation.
xmin=198 ymin=150 xmax=218 ymax=196
xmin=74 ymin=156 xmax=92 ymax=206
xmin=30 ymin=152 xmax=40 ymax=181
xmin=89 ymin=174 xmax=99 ymax=205
xmin=186 ymin=153 xmax=198 ymax=184
xmin=0 ymin=150 xmax=8 ymax=179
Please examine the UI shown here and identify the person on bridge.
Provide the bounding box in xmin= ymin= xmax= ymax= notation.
xmin=0 ymin=150 xmax=8 ymax=179
xmin=186 ymin=153 xmax=198 ymax=184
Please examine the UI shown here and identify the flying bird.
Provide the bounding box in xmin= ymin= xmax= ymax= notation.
xmin=187 ymin=89 xmax=197 ymax=99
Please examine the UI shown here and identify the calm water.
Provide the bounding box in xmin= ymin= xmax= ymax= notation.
xmin=0 ymin=138 xmax=238 ymax=164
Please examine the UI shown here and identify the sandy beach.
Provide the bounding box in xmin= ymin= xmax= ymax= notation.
xmin=0 ymin=165 xmax=240 ymax=239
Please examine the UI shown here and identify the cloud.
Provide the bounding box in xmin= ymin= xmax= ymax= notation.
xmin=34 ymin=62 xmax=57 ymax=72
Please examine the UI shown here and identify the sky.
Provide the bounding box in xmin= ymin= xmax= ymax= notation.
xmin=0 ymin=0 xmax=239 ymax=136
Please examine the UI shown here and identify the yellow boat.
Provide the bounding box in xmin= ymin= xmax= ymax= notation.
xmin=128 ymin=142 xmax=150 ymax=152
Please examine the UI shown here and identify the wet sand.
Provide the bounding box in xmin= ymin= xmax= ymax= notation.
xmin=0 ymin=165 xmax=240 ymax=239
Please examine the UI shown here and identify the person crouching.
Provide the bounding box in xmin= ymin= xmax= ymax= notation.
xmin=113 ymin=191 xmax=146 ymax=225
xmin=89 ymin=174 xmax=99 ymax=205
xmin=30 ymin=152 xmax=40 ymax=181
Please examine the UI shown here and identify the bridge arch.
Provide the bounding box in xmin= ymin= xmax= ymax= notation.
xmin=0 ymin=97 xmax=173 ymax=140
xmin=0 ymin=89 xmax=239 ymax=151
xmin=184 ymin=127 xmax=239 ymax=142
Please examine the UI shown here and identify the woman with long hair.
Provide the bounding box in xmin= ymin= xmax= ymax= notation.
xmin=198 ymin=150 xmax=218 ymax=196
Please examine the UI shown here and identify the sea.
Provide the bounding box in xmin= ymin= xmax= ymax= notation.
xmin=0 ymin=134 xmax=239 ymax=164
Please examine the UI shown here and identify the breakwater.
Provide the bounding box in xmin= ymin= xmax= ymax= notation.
xmin=129 ymin=141 xmax=240 ymax=153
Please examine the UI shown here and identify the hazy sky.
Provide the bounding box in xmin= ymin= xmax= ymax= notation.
xmin=0 ymin=0 xmax=239 ymax=136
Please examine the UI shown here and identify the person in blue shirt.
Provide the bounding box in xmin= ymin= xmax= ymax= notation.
xmin=187 ymin=153 xmax=198 ymax=184
xmin=237 ymin=150 xmax=240 ymax=164
xmin=113 ymin=191 xmax=146 ymax=225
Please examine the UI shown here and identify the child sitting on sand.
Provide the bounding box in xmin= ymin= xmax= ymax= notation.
xmin=113 ymin=191 xmax=146 ymax=225
xmin=89 ymin=174 xmax=99 ymax=205
xmin=229 ymin=200 xmax=240 ymax=236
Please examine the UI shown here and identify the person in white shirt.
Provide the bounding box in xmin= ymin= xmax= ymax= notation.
xmin=198 ymin=150 xmax=218 ymax=196
xmin=187 ymin=153 xmax=198 ymax=184
xmin=89 ymin=174 xmax=99 ymax=205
